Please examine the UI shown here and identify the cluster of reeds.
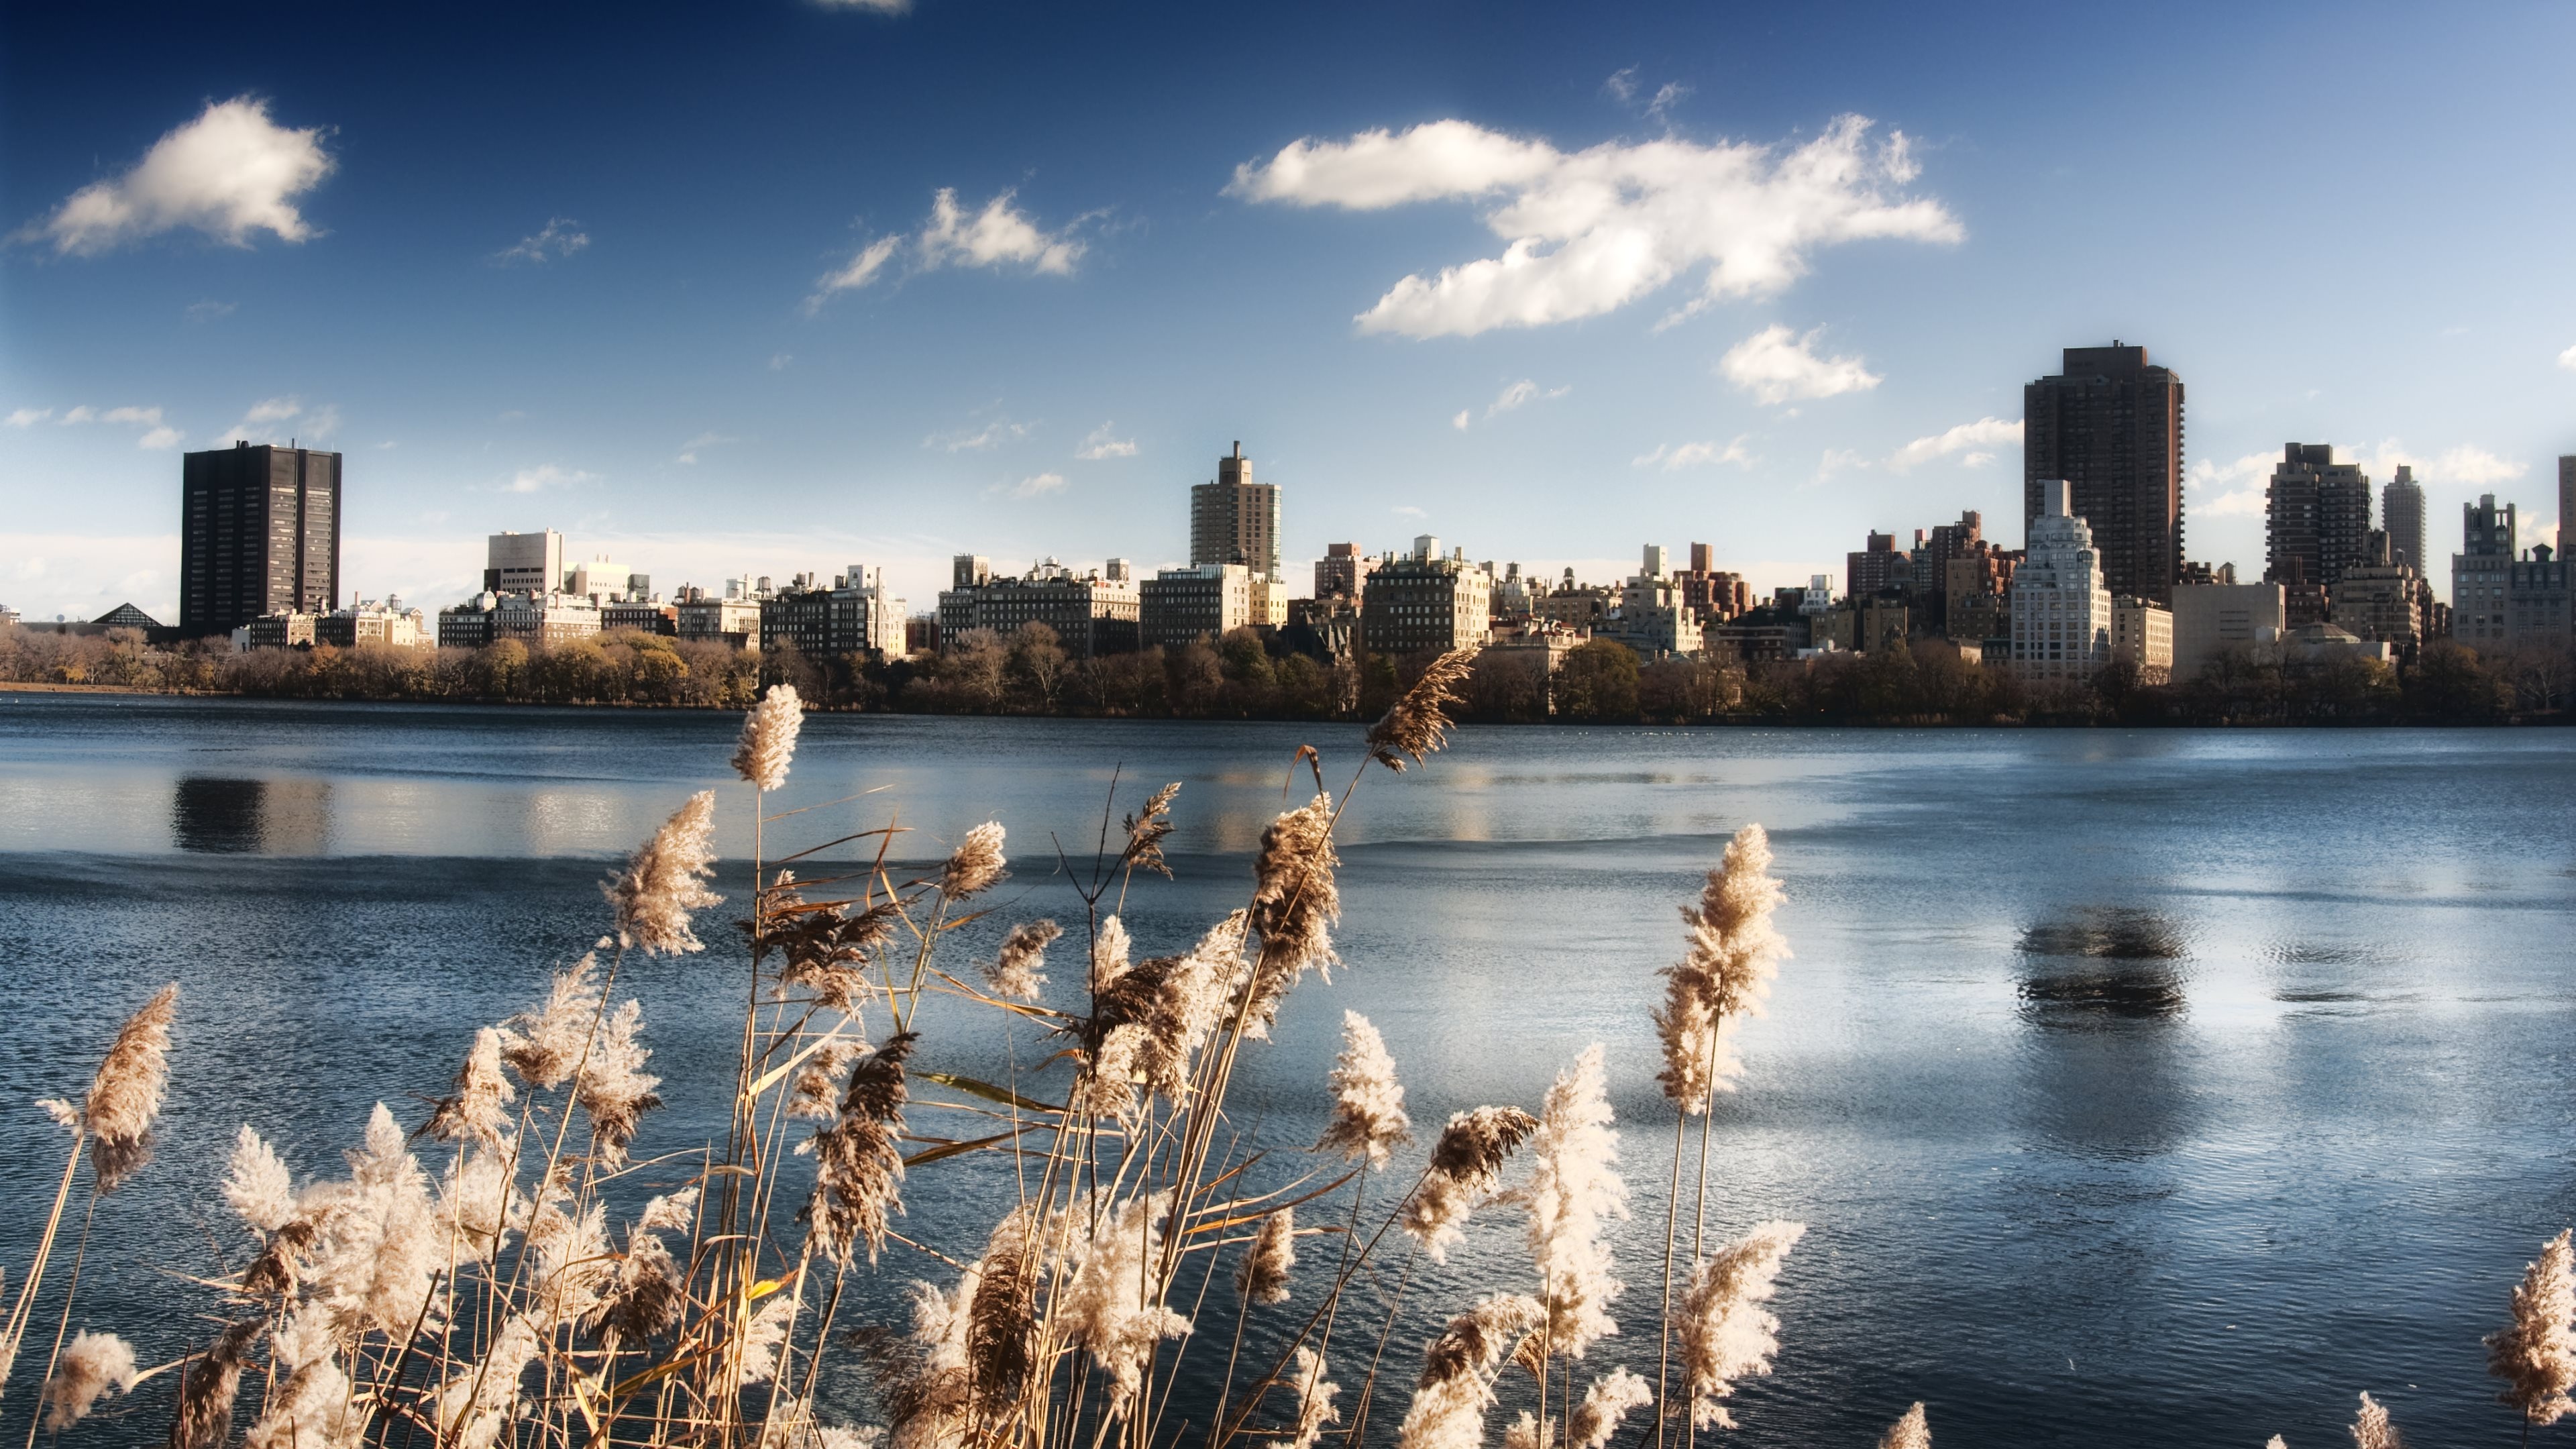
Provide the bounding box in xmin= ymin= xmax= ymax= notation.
xmin=9 ymin=661 xmax=2575 ymax=1449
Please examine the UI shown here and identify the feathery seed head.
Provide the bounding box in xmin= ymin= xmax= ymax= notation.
xmin=1509 ymin=1044 xmax=1628 ymax=1360
xmin=1124 ymin=782 xmax=1182 ymax=879
xmin=574 ymin=998 xmax=661 ymax=1164
xmin=41 ymin=1330 xmax=137 ymax=1431
xmin=225 ymin=1123 xmax=299 ymax=1234
xmin=427 ymin=1026 xmax=519 ymax=1148
xmin=1401 ymin=1106 xmax=1540 ymax=1262
xmin=1397 ymin=1294 xmax=1544 ymax=1449
xmin=501 ymin=952 xmax=603 ymax=1090
xmin=1059 ymin=1191 xmax=1192 ymax=1421
xmin=2349 ymin=1391 xmax=2402 ymax=1448
xmin=1566 ymin=1368 xmax=1652 ymax=1449
xmin=1879 ymin=1401 xmax=1931 ymax=1449
xmin=986 ymin=919 xmax=1062 ymax=1002
xmin=800 ymin=1032 xmax=916 ymax=1266
xmin=1367 ymin=647 xmax=1477 ymax=773
xmin=940 ymin=821 xmax=1007 ymax=899
xmin=2489 ymin=1228 xmax=2576 ymax=1426
xmin=1676 ymin=1220 xmax=1807 ymax=1430
xmin=81 ymin=982 xmax=178 ymax=1191
xmin=1656 ymin=822 xmax=1789 ymax=1110
xmin=1317 ymin=1010 xmax=1412 ymax=1169
xmin=168 ymin=1318 xmax=262 ymax=1449
xmin=1247 ymin=795 xmax=1340 ymax=1028
xmin=604 ymin=790 xmax=723 ymax=955
xmin=733 ymin=683 xmax=804 ymax=791
xmin=1238 ymin=1207 xmax=1297 ymax=1305
xmin=790 ymin=1040 xmax=865 ymax=1121
xmin=1265 ymin=1346 xmax=1342 ymax=1449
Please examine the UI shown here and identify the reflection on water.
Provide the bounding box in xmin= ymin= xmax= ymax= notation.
xmin=2017 ymin=907 xmax=2192 ymax=1026
xmin=170 ymin=775 xmax=333 ymax=855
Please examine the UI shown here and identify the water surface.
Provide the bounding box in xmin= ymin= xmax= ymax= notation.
xmin=3 ymin=694 xmax=2573 ymax=1446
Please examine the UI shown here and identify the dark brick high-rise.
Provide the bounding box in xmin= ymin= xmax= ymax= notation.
xmin=180 ymin=442 xmax=341 ymax=639
xmin=2023 ymin=343 xmax=2184 ymax=604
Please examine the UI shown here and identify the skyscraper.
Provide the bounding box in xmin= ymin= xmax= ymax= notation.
xmin=2453 ymin=494 xmax=2516 ymax=647
xmin=2382 ymin=466 xmax=2427 ymax=572
xmin=2267 ymin=443 xmax=2373 ymax=590
xmin=2560 ymin=455 xmax=2575 ymax=557
xmin=1189 ymin=442 xmax=1281 ymax=584
xmin=180 ymin=441 xmax=342 ymax=639
xmin=2023 ymin=342 xmax=2185 ymax=604
xmin=2010 ymin=480 xmax=2112 ymax=681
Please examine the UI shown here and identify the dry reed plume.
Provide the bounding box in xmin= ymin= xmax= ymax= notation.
xmin=733 ymin=682 xmax=805 ymax=790
xmin=2487 ymin=1227 xmax=2576 ymax=1428
xmin=5 ymin=669 xmax=1884 ymax=1449
xmin=1878 ymin=1399 xmax=1931 ymax=1448
xmin=2350 ymin=1391 xmax=2402 ymax=1448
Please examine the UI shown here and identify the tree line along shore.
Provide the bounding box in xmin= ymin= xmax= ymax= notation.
xmin=3 ymin=619 xmax=2567 ymax=726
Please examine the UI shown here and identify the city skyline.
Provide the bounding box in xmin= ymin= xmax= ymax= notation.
xmin=5 ymin=3 xmax=2576 ymax=623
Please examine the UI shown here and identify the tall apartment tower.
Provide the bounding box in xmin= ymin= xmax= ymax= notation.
xmin=179 ymin=441 xmax=342 ymax=639
xmin=2266 ymin=443 xmax=2374 ymax=590
xmin=1189 ymin=442 xmax=1281 ymax=584
xmin=2560 ymin=455 xmax=2575 ymax=557
xmin=2382 ymin=466 xmax=2428 ymax=572
xmin=2010 ymin=480 xmax=2114 ymax=681
xmin=2023 ymin=342 xmax=2185 ymax=604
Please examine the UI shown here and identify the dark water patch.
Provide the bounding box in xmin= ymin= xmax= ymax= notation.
xmin=2019 ymin=965 xmax=2189 ymax=1024
xmin=2020 ymin=907 xmax=2193 ymax=962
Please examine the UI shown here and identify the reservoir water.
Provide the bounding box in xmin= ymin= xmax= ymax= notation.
xmin=3 ymin=693 xmax=2573 ymax=1446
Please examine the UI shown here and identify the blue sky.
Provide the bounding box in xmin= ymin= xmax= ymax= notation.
xmin=5 ymin=0 xmax=2574 ymax=623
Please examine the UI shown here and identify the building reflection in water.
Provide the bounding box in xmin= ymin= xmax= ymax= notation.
xmin=171 ymin=775 xmax=334 ymax=855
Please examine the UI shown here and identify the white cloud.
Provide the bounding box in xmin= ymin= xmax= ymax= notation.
xmin=2186 ymin=450 xmax=2305 ymax=519
xmin=1226 ymin=114 xmax=1958 ymax=338
xmin=924 ymin=418 xmax=1030 ymax=452
xmin=1813 ymin=447 xmax=1870 ymax=486
xmin=494 ymin=217 xmax=590 ymax=264
xmin=48 ymin=404 xmax=178 ymax=448
xmin=220 ymin=395 xmax=338 ymax=445
xmin=1076 ymin=421 xmax=1138 ymax=460
xmin=808 ymin=189 xmax=1088 ymax=309
xmin=185 ymin=299 xmax=236 ymax=323
xmin=768 ymin=352 xmax=794 ymax=371
xmin=503 ymin=464 xmax=596 ymax=494
xmin=1889 ymin=416 xmax=2021 ymax=470
xmin=1631 ymin=436 xmax=1754 ymax=471
xmin=1008 ymin=472 xmax=1065 ymax=498
xmin=1718 ymin=324 xmax=1881 ymax=405
xmin=1393 ymin=504 xmax=1428 ymax=518
xmin=816 ymin=0 xmax=909 ymax=11
xmin=18 ymin=97 xmax=332 ymax=256
xmin=2559 ymin=343 xmax=2576 ymax=372
xmin=674 ymin=431 xmax=741 ymax=465
xmin=1483 ymin=378 xmax=1570 ymax=420
xmin=2349 ymin=437 xmax=2528 ymax=488
xmin=1603 ymin=68 xmax=1639 ymax=104
xmin=1450 ymin=409 xmax=1470 ymax=431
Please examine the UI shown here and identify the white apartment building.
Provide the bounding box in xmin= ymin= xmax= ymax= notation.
xmin=2012 ymin=480 xmax=2112 ymax=681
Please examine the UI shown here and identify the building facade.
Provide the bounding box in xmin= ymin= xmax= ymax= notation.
xmin=1141 ymin=564 xmax=1254 ymax=647
xmin=2023 ymin=343 xmax=2185 ymax=604
xmin=316 ymin=599 xmax=427 ymax=649
xmin=2110 ymin=596 xmax=2174 ymax=683
xmin=485 ymin=531 xmax=566 ymax=594
xmin=2383 ymin=466 xmax=2428 ymax=572
xmin=2169 ymin=582 xmax=2288 ymax=682
xmin=2453 ymin=494 xmax=2516 ymax=647
xmin=2011 ymin=481 xmax=2114 ymax=680
xmin=2266 ymin=443 xmax=2374 ymax=592
xmin=180 ymin=442 xmax=343 ymax=639
xmin=1360 ymin=538 xmax=1492 ymax=655
xmin=1846 ymin=531 xmax=1911 ymax=599
xmin=675 ymin=592 xmax=762 ymax=649
xmin=2330 ymin=535 xmax=2428 ymax=661
xmin=938 ymin=559 xmax=1141 ymax=657
xmin=759 ymin=566 xmax=908 ymax=659
xmin=1314 ymin=541 xmax=1369 ymax=599
xmin=1189 ymin=443 xmax=1281 ymax=582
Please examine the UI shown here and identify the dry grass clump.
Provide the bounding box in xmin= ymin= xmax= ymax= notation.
xmin=21 ymin=649 xmax=2518 ymax=1449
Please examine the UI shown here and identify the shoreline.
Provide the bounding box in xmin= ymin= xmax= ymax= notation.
xmin=1 ymin=680 xmax=2559 ymax=728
